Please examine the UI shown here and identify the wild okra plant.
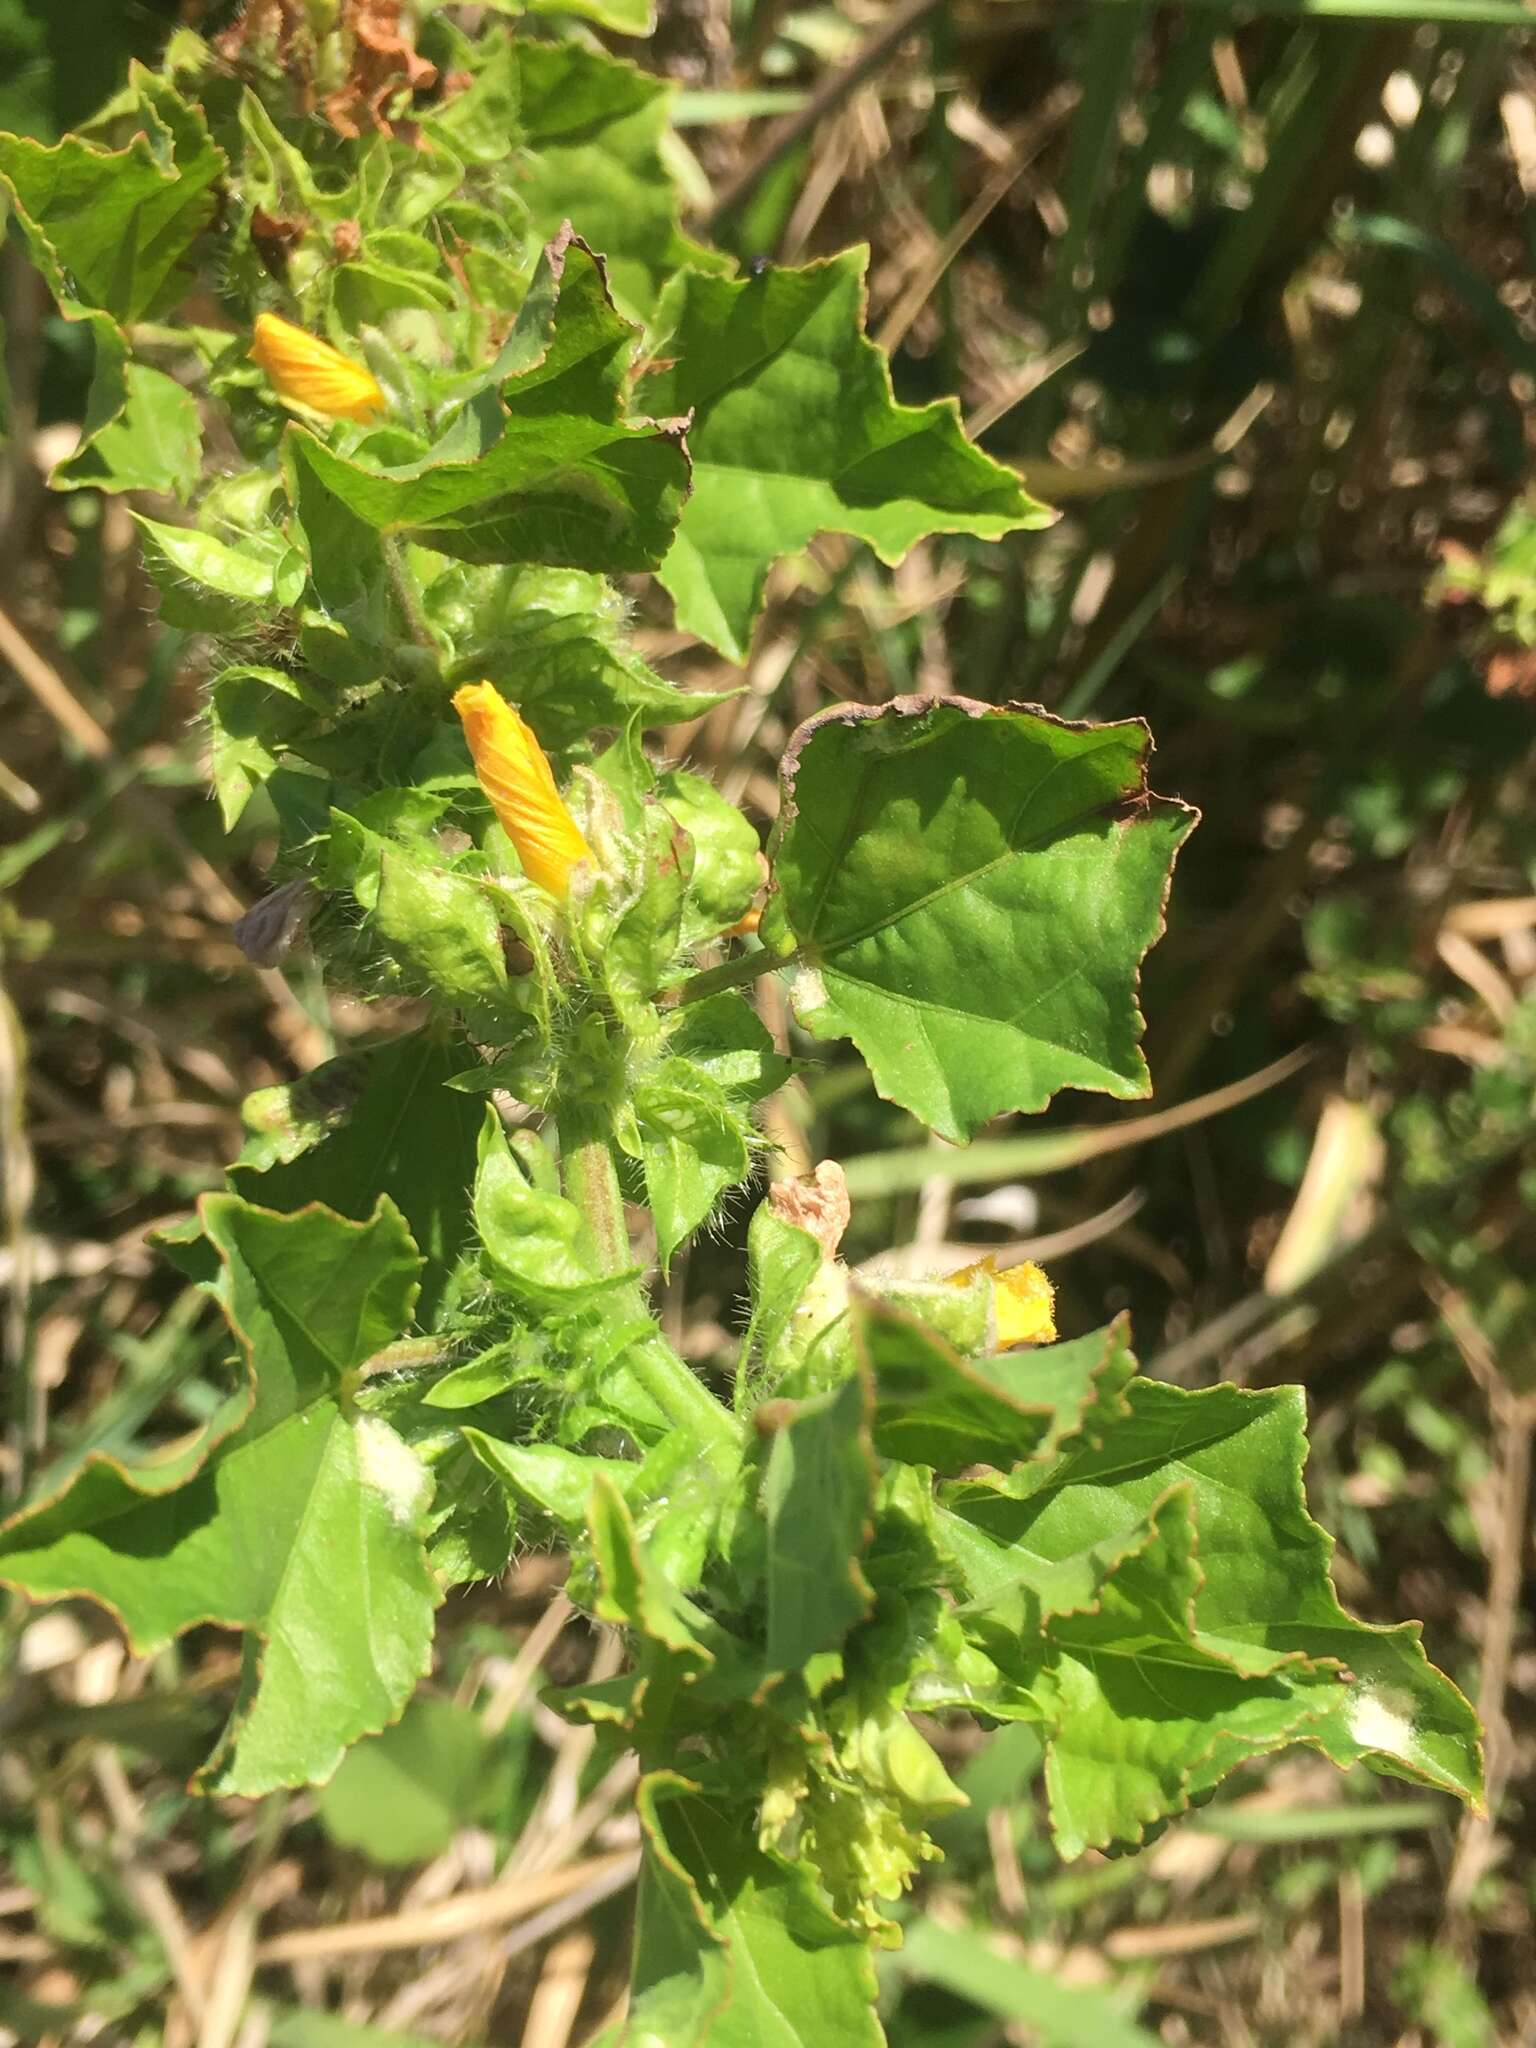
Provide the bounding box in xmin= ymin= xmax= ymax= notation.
xmin=0 ymin=6 xmax=1482 ymax=2038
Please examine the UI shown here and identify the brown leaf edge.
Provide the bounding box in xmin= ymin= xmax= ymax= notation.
xmin=0 ymin=1193 xmax=434 ymax=1795
xmin=854 ymin=1294 xmax=1137 ymax=1475
xmin=767 ymin=693 xmax=1201 ymax=1132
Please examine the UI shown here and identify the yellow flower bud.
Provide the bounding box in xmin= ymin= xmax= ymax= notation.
xmin=452 ymin=682 xmax=592 ymax=899
xmin=946 ymin=1254 xmax=1056 ymax=1347
xmin=249 ymin=312 xmax=387 ymax=423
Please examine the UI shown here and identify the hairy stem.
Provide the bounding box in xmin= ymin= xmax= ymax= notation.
xmin=675 ymin=943 xmax=791 ymax=1008
xmin=558 ymin=1107 xmax=630 ymax=1280
xmin=556 ymin=1102 xmax=738 ymax=1471
xmin=380 ymin=534 xmax=439 ymax=655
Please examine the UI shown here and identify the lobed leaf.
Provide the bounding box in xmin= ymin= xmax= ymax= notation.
xmin=0 ymin=90 xmax=222 ymax=323
xmin=282 ymin=233 xmax=688 ymax=576
xmin=942 ymin=1373 xmax=1484 ymax=1853
xmin=626 ymin=1774 xmax=885 ymax=2048
xmin=1040 ymin=1489 xmax=1332 ymax=1858
xmin=512 ymin=42 xmax=728 ymax=319
xmin=0 ymin=82 xmax=218 ymax=495
xmin=771 ymin=695 xmax=1196 ymax=1142
xmin=234 ymin=1033 xmax=483 ymax=1326
xmin=644 ymin=251 xmax=1052 ymax=659
xmin=856 ymin=1296 xmax=1135 ymax=1474
xmin=0 ymin=1198 xmax=437 ymax=1795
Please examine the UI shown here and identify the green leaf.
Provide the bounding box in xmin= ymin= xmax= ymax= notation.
xmin=207 ymin=1195 xmax=422 ymax=1425
xmin=281 ymin=430 xmax=397 ymax=649
xmin=420 ymin=1341 xmax=534 ymax=1411
xmin=463 ymin=1432 xmax=636 ymax=1538
xmin=761 ymin=1373 xmax=876 ymax=1673
xmin=430 ymin=564 xmax=737 ymax=754
xmin=943 ymin=1375 xmax=1484 ymax=1852
xmin=627 ymin=1774 xmax=885 ymax=2048
xmin=474 ymin=0 xmax=655 ymax=33
xmin=412 ymin=24 xmax=521 ymax=168
xmin=474 ymin=1114 xmax=626 ymax=1302
xmin=771 ymin=696 xmax=1196 ymax=1142
xmin=376 ymin=843 xmax=511 ymax=1009
xmin=599 ymin=799 xmax=692 ymax=1037
xmin=465 ymin=1421 xmax=725 ymax=1596
xmin=0 ymin=1 xmax=191 ymax=141
xmin=633 ymin=1063 xmax=751 ymax=1271
xmin=370 ymin=1412 xmax=520 ymax=1593
xmin=1396 ymin=1941 xmax=1498 ymax=2048
xmin=667 ymin=992 xmax=790 ymax=1107
xmin=0 ymin=0 xmax=51 ymax=142
xmin=316 ymin=1694 xmax=511 ymax=1865
xmin=645 ymin=252 xmax=1052 ymax=659
xmin=863 ymin=1270 xmax=991 ymax=1356
xmin=233 ymin=1033 xmax=483 ymax=1326
xmin=741 ymin=1199 xmax=823 ymax=1398
xmin=586 ymin=1476 xmax=709 ymax=1664
xmin=333 ymin=254 xmax=458 ymax=325
xmin=0 ymin=81 xmax=218 ymax=497
xmin=282 ymin=234 xmax=688 ymax=575
xmin=53 ymin=337 xmax=201 ymax=499
xmin=513 ymin=42 xmax=727 ymax=320
xmin=556 ymin=0 xmax=654 ymax=25
xmin=1046 ymin=1490 xmax=1332 ymax=1858
xmin=266 ymin=2009 xmax=455 ymax=2048
xmin=327 ymin=808 xmax=515 ymax=1021
xmin=0 ymin=1197 xmax=438 ymax=1796
xmin=134 ymin=514 xmax=302 ymax=632
xmin=0 ymin=104 xmax=209 ymax=501
xmin=659 ymin=769 xmax=764 ymax=945
xmin=207 ymin=666 xmax=328 ymax=830
xmin=0 ymin=97 xmax=222 ymax=322
xmin=857 ymin=1298 xmax=1134 ymax=1474
xmin=235 ymin=1056 xmax=367 ymax=1175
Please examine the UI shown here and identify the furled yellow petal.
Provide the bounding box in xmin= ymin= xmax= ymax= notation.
xmin=249 ymin=312 xmax=387 ymax=423
xmin=945 ymin=1253 xmax=1056 ymax=1347
xmin=452 ymin=681 xmax=592 ymax=899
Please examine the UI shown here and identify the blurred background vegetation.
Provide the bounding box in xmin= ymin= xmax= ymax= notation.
xmin=3 ymin=0 xmax=1536 ymax=2043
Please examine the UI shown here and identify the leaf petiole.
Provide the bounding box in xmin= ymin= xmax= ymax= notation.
xmin=674 ymin=943 xmax=792 ymax=1007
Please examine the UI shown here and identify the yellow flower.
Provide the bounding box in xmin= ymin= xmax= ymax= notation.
xmin=946 ymin=1254 xmax=1056 ymax=1348
xmin=452 ymin=682 xmax=592 ymax=898
xmin=249 ymin=312 xmax=387 ymax=423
